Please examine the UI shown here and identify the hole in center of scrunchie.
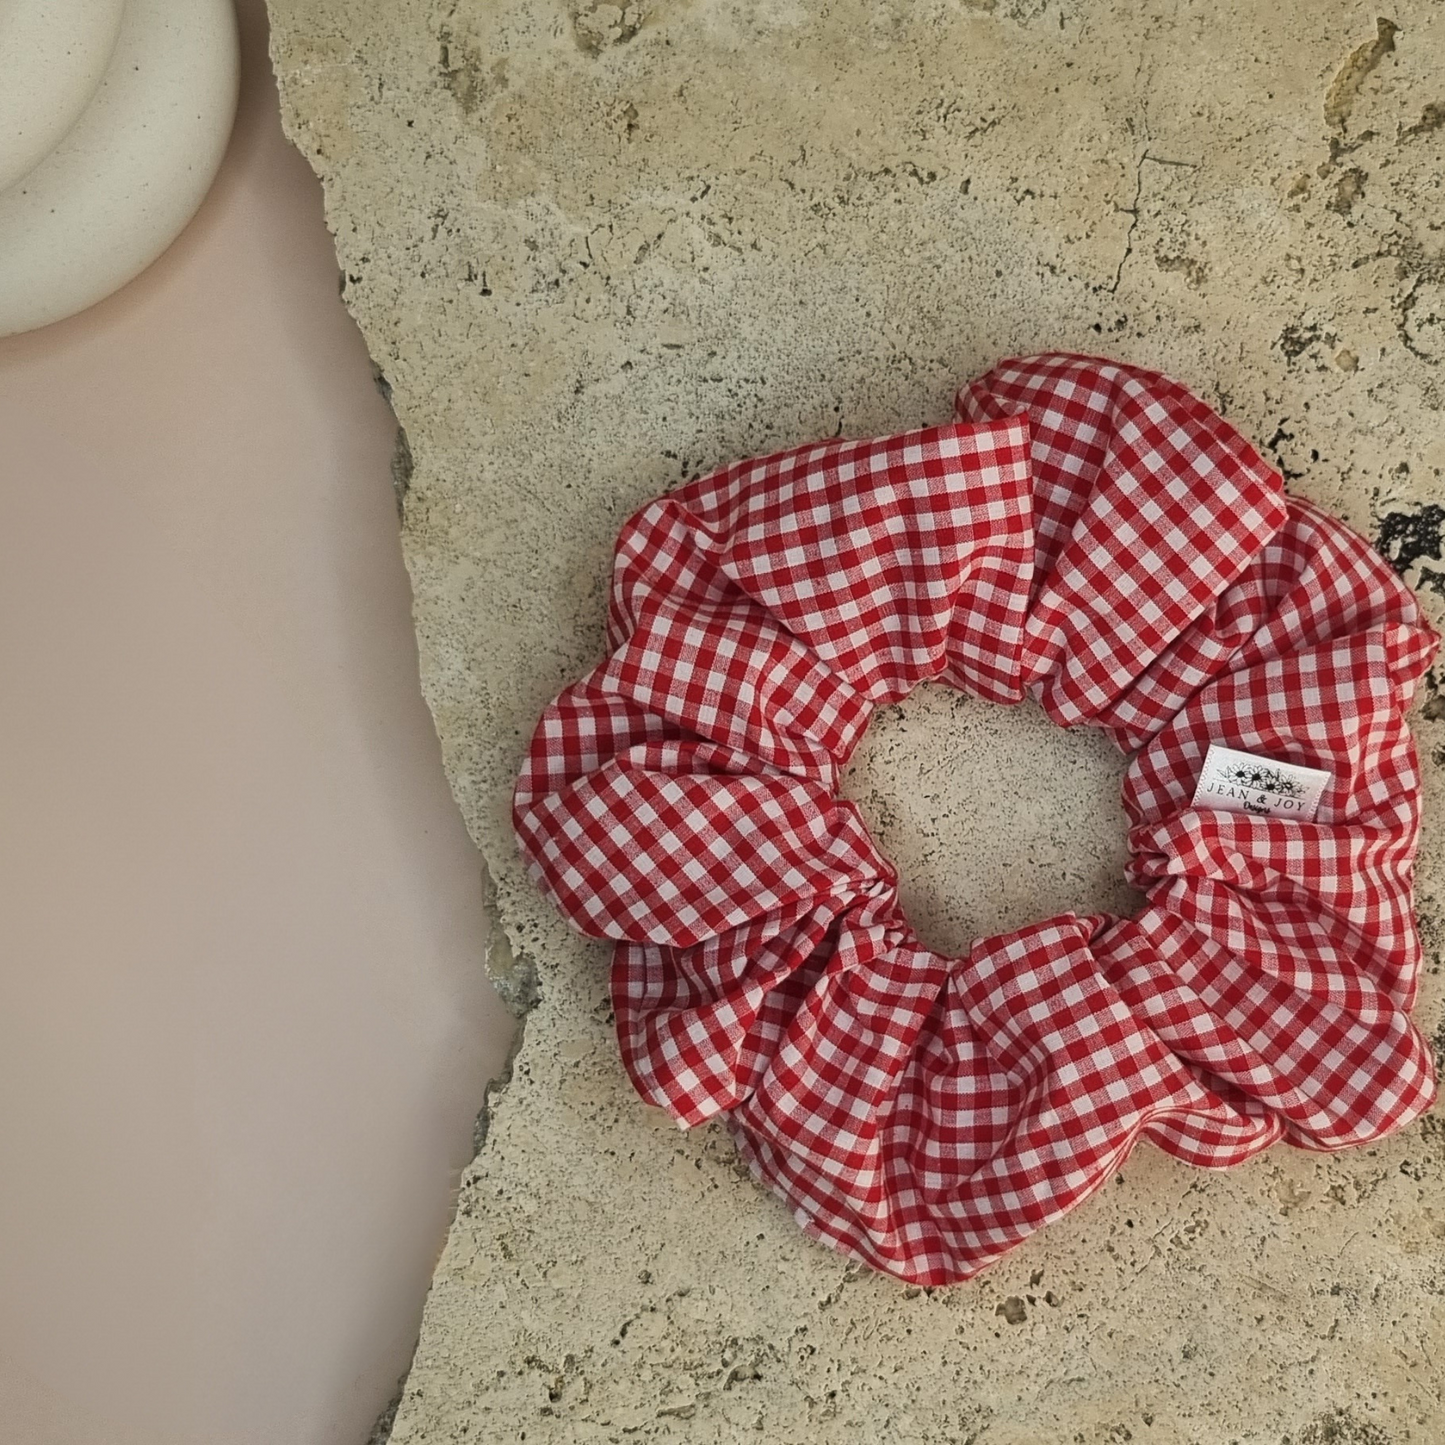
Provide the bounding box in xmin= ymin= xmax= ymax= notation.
xmin=840 ymin=683 xmax=1142 ymax=958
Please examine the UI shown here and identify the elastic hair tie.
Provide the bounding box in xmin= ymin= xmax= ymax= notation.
xmin=513 ymin=353 xmax=1439 ymax=1286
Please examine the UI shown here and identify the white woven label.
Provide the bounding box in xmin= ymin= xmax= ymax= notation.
xmin=1190 ymin=744 xmax=1330 ymax=822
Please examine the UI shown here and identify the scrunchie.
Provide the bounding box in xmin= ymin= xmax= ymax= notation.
xmin=514 ymin=353 xmax=1439 ymax=1286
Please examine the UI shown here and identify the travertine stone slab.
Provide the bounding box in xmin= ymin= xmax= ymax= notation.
xmin=266 ymin=2 xmax=1445 ymax=1439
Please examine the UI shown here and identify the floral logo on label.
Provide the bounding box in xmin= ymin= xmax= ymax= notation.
xmin=1217 ymin=761 xmax=1307 ymax=799
xmin=1192 ymin=744 xmax=1329 ymax=822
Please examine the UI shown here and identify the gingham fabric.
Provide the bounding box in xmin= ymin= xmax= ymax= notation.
xmin=513 ymin=353 xmax=1440 ymax=1286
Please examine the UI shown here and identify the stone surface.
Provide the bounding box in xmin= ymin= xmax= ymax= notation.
xmin=265 ymin=1 xmax=1445 ymax=1439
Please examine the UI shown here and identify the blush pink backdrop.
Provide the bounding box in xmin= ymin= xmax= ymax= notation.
xmin=0 ymin=4 xmax=517 ymax=1441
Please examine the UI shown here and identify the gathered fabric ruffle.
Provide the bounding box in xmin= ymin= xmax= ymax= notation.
xmin=514 ymin=353 xmax=1439 ymax=1285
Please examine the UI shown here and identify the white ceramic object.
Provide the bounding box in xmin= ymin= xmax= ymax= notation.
xmin=0 ymin=0 xmax=127 ymax=192
xmin=0 ymin=0 xmax=239 ymax=337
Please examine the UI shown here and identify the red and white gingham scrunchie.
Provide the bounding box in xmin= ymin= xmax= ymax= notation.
xmin=514 ymin=354 xmax=1440 ymax=1286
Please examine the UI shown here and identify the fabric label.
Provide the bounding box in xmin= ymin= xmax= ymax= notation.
xmin=1190 ymin=743 xmax=1330 ymax=822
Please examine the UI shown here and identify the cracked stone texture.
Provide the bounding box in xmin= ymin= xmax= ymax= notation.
xmin=265 ymin=1 xmax=1445 ymax=1439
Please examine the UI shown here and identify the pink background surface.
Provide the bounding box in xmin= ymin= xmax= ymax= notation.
xmin=0 ymin=3 xmax=516 ymax=1441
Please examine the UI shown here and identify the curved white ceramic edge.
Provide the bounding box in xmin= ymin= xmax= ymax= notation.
xmin=0 ymin=0 xmax=127 ymax=193
xmin=0 ymin=0 xmax=240 ymax=339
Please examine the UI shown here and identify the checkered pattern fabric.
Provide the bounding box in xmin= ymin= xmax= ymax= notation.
xmin=513 ymin=354 xmax=1440 ymax=1286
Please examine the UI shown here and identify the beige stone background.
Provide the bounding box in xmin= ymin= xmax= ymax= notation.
xmin=265 ymin=2 xmax=1445 ymax=1440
